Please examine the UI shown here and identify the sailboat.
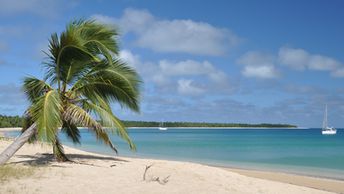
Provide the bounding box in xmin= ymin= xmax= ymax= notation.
xmin=159 ymin=120 xmax=167 ymax=131
xmin=322 ymin=105 xmax=336 ymax=135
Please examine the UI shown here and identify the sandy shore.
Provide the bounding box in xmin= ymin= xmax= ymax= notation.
xmin=0 ymin=128 xmax=342 ymax=194
xmin=227 ymin=168 xmax=344 ymax=193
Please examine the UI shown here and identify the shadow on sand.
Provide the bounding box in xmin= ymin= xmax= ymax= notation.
xmin=9 ymin=153 xmax=129 ymax=167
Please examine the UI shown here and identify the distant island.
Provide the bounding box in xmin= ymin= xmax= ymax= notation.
xmin=122 ymin=121 xmax=297 ymax=128
xmin=0 ymin=115 xmax=297 ymax=128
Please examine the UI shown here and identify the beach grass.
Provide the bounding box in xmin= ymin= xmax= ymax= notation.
xmin=0 ymin=136 xmax=13 ymax=141
xmin=0 ymin=165 xmax=36 ymax=182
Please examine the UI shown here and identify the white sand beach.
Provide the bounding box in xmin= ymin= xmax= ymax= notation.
xmin=0 ymin=128 xmax=342 ymax=194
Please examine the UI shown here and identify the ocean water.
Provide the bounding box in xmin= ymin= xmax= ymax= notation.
xmin=5 ymin=128 xmax=344 ymax=179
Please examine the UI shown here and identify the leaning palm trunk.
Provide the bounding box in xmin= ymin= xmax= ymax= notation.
xmin=0 ymin=123 xmax=37 ymax=165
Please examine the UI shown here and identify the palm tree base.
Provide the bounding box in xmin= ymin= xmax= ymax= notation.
xmin=52 ymin=139 xmax=70 ymax=162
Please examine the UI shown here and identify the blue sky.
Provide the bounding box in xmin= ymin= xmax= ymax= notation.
xmin=0 ymin=0 xmax=344 ymax=127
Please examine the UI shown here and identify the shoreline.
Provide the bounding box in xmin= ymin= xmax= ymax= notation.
xmin=225 ymin=168 xmax=344 ymax=194
xmin=210 ymin=163 xmax=344 ymax=181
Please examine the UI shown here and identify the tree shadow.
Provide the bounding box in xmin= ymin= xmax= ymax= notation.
xmin=9 ymin=153 xmax=129 ymax=167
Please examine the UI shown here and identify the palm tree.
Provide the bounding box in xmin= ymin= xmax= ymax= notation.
xmin=0 ymin=19 xmax=141 ymax=164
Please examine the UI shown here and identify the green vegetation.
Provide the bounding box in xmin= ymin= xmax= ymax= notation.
xmin=0 ymin=115 xmax=296 ymax=128
xmin=122 ymin=121 xmax=297 ymax=128
xmin=0 ymin=165 xmax=35 ymax=182
xmin=0 ymin=115 xmax=23 ymax=128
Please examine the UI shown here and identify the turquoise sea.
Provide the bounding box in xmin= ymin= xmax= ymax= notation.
xmin=5 ymin=128 xmax=344 ymax=179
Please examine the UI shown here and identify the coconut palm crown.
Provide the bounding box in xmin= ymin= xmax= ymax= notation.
xmin=22 ymin=19 xmax=141 ymax=161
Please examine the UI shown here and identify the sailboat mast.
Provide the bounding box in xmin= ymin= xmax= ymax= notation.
xmin=322 ymin=104 xmax=328 ymax=129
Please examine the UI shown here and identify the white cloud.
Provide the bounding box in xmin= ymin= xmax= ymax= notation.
xmin=278 ymin=47 xmax=309 ymax=70
xmin=278 ymin=47 xmax=340 ymax=71
xmin=237 ymin=51 xmax=279 ymax=79
xmin=157 ymin=59 xmax=231 ymax=95
xmin=91 ymin=14 xmax=118 ymax=27
xmin=151 ymin=74 xmax=170 ymax=86
xmin=158 ymin=59 xmax=229 ymax=83
xmin=159 ymin=60 xmax=224 ymax=81
xmin=119 ymin=49 xmax=160 ymax=82
xmin=237 ymin=51 xmax=275 ymax=67
xmin=242 ymin=65 xmax=279 ymax=79
xmin=308 ymin=55 xmax=339 ymax=71
xmin=93 ymin=8 xmax=240 ymax=56
xmin=177 ymin=79 xmax=205 ymax=96
xmin=239 ymin=47 xmax=344 ymax=78
xmin=119 ymin=50 xmax=231 ymax=96
xmin=119 ymin=49 xmax=140 ymax=68
xmin=115 ymin=8 xmax=155 ymax=33
xmin=159 ymin=60 xmax=211 ymax=76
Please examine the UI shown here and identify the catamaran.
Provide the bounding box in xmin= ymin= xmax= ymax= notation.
xmin=322 ymin=105 xmax=336 ymax=135
xmin=159 ymin=120 xmax=167 ymax=131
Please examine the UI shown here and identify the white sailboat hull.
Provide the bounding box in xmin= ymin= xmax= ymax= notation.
xmin=322 ymin=129 xmax=337 ymax=135
xmin=159 ymin=127 xmax=168 ymax=130
xmin=321 ymin=105 xmax=336 ymax=135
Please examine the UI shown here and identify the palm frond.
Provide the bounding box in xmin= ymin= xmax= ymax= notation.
xmin=78 ymin=19 xmax=119 ymax=54
xmin=23 ymin=77 xmax=52 ymax=103
xmin=43 ymin=19 xmax=120 ymax=88
xmin=63 ymin=103 xmax=118 ymax=153
xmin=83 ymin=99 xmax=136 ymax=150
xmin=31 ymin=90 xmax=62 ymax=142
xmin=61 ymin=120 xmax=80 ymax=144
xmin=70 ymin=59 xmax=142 ymax=112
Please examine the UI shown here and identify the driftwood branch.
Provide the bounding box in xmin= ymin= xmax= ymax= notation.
xmin=152 ymin=175 xmax=170 ymax=185
xmin=143 ymin=164 xmax=154 ymax=181
xmin=142 ymin=164 xmax=170 ymax=185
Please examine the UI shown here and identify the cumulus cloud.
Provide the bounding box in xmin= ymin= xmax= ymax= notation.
xmin=242 ymin=65 xmax=279 ymax=79
xmin=119 ymin=50 xmax=231 ymax=96
xmin=93 ymin=8 xmax=240 ymax=56
xmin=278 ymin=47 xmax=309 ymax=70
xmin=237 ymin=51 xmax=279 ymax=79
xmin=156 ymin=59 xmax=231 ymax=94
xmin=177 ymin=79 xmax=205 ymax=96
xmin=239 ymin=47 xmax=343 ymax=78
xmin=119 ymin=49 xmax=140 ymax=68
xmin=308 ymin=55 xmax=339 ymax=71
xmin=279 ymin=47 xmax=340 ymax=71
xmin=159 ymin=60 xmax=227 ymax=83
